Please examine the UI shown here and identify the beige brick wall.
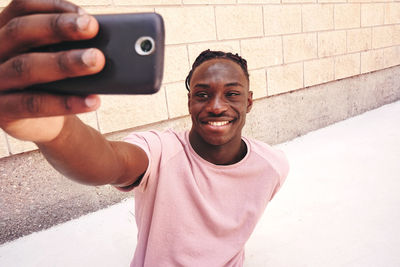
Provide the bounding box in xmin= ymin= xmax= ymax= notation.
xmin=0 ymin=130 xmax=9 ymax=158
xmin=0 ymin=1 xmax=11 ymax=8
xmin=1 ymin=0 xmax=400 ymax=157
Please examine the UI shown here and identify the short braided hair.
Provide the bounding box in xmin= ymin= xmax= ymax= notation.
xmin=185 ymin=50 xmax=249 ymax=91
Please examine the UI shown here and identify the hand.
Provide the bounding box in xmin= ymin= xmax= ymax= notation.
xmin=0 ymin=0 xmax=105 ymax=143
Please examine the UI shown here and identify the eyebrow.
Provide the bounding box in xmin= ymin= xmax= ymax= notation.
xmin=193 ymin=83 xmax=210 ymax=89
xmin=193 ymin=82 xmax=244 ymax=89
xmin=225 ymin=82 xmax=244 ymax=88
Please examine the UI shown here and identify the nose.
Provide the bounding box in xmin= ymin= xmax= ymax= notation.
xmin=206 ymin=95 xmax=228 ymax=115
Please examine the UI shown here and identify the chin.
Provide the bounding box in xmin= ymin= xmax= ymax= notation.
xmin=201 ymin=134 xmax=233 ymax=146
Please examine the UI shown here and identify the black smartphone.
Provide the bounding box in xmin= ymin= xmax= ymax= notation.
xmin=29 ymin=13 xmax=165 ymax=95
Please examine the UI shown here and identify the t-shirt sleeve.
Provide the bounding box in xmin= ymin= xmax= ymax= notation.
xmin=116 ymin=131 xmax=162 ymax=192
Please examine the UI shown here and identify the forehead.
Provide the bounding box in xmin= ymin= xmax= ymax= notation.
xmin=190 ymin=58 xmax=248 ymax=86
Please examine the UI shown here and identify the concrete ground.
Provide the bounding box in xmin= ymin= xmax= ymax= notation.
xmin=0 ymin=101 xmax=399 ymax=267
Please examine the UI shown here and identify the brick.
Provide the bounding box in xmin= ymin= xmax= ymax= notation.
xmin=347 ymin=28 xmax=371 ymax=53
xmin=216 ymin=6 xmax=263 ymax=40
xmin=77 ymin=112 xmax=99 ymax=131
xmin=283 ymin=33 xmax=317 ymax=63
xmin=348 ymin=0 xmax=384 ymax=2
xmin=318 ymin=0 xmax=345 ymax=3
xmin=83 ymin=6 xmax=154 ymax=14
xmin=304 ymin=57 xmax=335 ymax=87
xmin=361 ymin=49 xmax=385 ymax=74
xmin=385 ymin=3 xmax=400 ymax=24
xmin=238 ymin=0 xmax=279 ymax=3
xmin=318 ymin=30 xmax=346 ymax=57
xmin=165 ymin=82 xmax=190 ymax=119
xmin=302 ymin=5 xmax=334 ymax=32
xmin=361 ymin=4 xmax=385 ymax=27
xmin=188 ymin=41 xmax=241 ymax=65
xmin=156 ymin=7 xmax=216 ymax=45
xmin=71 ymin=0 xmax=111 ymax=5
xmin=97 ymin=88 xmax=168 ymax=133
xmin=163 ymin=45 xmax=190 ymax=84
xmin=282 ymin=0 xmax=315 ymax=3
xmin=0 ymin=130 xmax=9 ymax=158
xmin=183 ymin=0 xmax=234 ymax=3
xmin=241 ymin=37 xmax=283 ymax=70
xmin=334 ymin=4 xmax=360 ymax=30
xmin=335 ymin=53 xmax=360 ymax=80
xmin=372 ymin=25 xmax=396 ymax=49
xmin=393 ymin=25 xmax=400 ymax=46
xmin=383 ymin=46 xmax=400 ymax=68
xmin=114 ymin=0 xmax=181 ymax=5
xmin=7 ymin=136 xmax=37 ymax=155
xmin=0 ymin=0 xmax=11 ymax=8
xmin=267 ymin=63 xmax=303 ymax=95
xmin=264 ymin=5 xmax=302 ymax=36
xmin=249 ymin=69 xmax=267 ymax=99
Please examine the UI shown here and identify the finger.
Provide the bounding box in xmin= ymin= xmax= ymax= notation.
xmin=0 ymin=48 xmax=105 ymax=91
xmin=0 ymin=0 xmax=84 ymax=27
xmin=0 ymin=13 xmax=98 ymax=61
xmin=0 ymin=93 xmax=100 ymax=121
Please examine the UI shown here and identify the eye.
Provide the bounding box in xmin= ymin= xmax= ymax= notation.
xmin=226 ymin=91 xmax=240 ymax=97
xmin=195 ymin=92 xmax=209 ymax=99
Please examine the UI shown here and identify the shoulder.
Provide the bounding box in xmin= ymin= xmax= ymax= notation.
xmin=124 ymin=129 xmax=184 ymax=145
xmin=122 ymin=130 xmax=188 ymax=191
xmin=245 ymin=137 xmax=290 ymax=181
xmin=124 ymin=129 xmax=187 ymax=158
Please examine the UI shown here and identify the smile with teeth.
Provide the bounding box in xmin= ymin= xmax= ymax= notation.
xmin=207 ymin=121 xmax=230 ymax=126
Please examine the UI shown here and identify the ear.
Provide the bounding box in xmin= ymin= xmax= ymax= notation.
xmin=246 ymin=91 xmax=253 ymax=113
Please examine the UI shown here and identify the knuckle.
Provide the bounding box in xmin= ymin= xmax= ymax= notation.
xmin=49 ymin=13 xmax=78 ymax=40
xmin=11 ymin=54 xmax=31 ymax=78
xmin=57 ymin=51 xmax=74 ymax=75
xmin=22 ymin=94 xmax=42 ymax=114
xmin=5 ymin=17 xmax=22 ymax=39
xmin=4 ymin=17 xmax=36 ymax=50
xmin=49 ymin=14 xmax=64 ymax=37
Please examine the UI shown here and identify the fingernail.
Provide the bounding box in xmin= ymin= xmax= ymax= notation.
xmin=82 ymin=49 xmax=97 ymax=67
xmin=77 ymin=15 xmax=90 ymax=31
xmin=85 ymin=96 xmax=97 ymax=108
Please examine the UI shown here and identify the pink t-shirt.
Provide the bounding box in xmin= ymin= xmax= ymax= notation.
xmin=123 ymin=130 xmax=289 ymax=267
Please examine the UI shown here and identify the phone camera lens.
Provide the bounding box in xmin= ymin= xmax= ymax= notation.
xmin=141 ymin=40 xmax=153 ymax=52
xmin=135 ymin=36 xmax=155 ymax=56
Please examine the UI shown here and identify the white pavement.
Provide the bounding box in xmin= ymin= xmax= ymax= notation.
xmin=1 ymin=101 xmax=399 ymax=267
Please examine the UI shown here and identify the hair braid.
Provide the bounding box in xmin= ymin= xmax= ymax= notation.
xmin=185 ymin=50 xmax=249 ymax=91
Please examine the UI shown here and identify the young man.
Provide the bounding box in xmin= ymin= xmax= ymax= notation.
xmin=0 ymin=1 xmax=289 ymax=266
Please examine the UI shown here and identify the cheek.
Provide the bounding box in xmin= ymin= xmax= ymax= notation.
xmin=188 ymin=99 xmax=196 ymax=114
xmin=189 ymin=103 xmax=200 ymax=117
xmin=233 ymin=102 xmax=248 ymax=115
xmin=189 ymin=101 xmax=203 ymax=112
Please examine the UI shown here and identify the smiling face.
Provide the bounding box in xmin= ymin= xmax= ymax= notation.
xmin=188 ymin=58 xmax=253 ymax=148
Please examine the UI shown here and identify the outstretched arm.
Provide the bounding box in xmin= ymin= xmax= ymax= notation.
xmin=0 ymin=0 xmax=148 ymax=187
xmin=37 ymin=115 xmax=148 ymax=187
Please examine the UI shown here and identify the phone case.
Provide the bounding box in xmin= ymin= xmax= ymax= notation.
xmin=29 ymin=13 xmax=165 ymax=95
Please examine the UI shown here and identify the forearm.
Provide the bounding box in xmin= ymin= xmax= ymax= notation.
xmin=36 ymin=115 xmax=130 ymax=186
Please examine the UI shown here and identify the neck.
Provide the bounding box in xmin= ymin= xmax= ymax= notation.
xmin=189 ymin=131 xmax=247 ymax=165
